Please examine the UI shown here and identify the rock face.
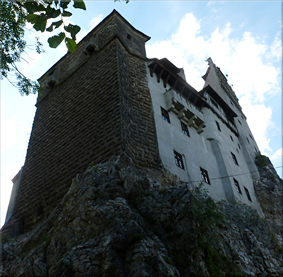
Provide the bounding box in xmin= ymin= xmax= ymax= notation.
xmin=1 ymin=154 xmax=282 ymax=276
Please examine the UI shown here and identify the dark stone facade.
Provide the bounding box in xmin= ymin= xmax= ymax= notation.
xmin=3 ymin=11 xmax=161 ymax=236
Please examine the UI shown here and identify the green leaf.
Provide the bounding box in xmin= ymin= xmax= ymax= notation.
xmin=73 ymin=0 xmax=86 ymax=10
xmin=48 ymin=32 xmax=66 ymax=48
xmin=65 ymin=37 xmax=77 ymax=52
xmin=24 ymin=2 xmax=45 ymax=14
xmin=33 ymin=14 xmax=47 ymax=32
xmin=60 ymin=0 xmax=71 ymax=9
xmin=27 ymin=14 xmax=39 ymax=24
xmin=64 ymin=24 xmax=81 ymax=40
xmin=62 ymin=11 xmax=72 ymax=17
xmin=46 ymin=7 xmax=61 ymax=19
xmin=46 ymin=20 xmax=63 ymax=32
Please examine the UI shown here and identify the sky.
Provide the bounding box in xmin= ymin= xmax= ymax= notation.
xmin=1 ymin=1 xmax=282 ymax=228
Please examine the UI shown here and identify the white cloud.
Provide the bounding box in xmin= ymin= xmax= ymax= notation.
xmin=239 ymin=94 xmax=273 ymax=153
xmin=1 ymin=116 xmax=17 ymax=153
xmin=269 ymin=36 xmax=282 ymax=61
xmin=146 ymin=12 xmax=280 ymax=154
xmin=270 ymin=148 xmax=282 ymax=162
xmin=89 ymin=15 xmax=103 ymax=30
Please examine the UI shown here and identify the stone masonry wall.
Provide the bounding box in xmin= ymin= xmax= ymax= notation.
xmin=5 ymin=37 xmax=161 ymax=236
xmin=9 ymin=40 xmax=123 ymax=233
xmin=117 ymin=41 xmax=161 ymax=168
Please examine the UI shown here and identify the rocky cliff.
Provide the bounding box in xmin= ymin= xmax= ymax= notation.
xmin=1 ymin=154 xmax=282 ymax=276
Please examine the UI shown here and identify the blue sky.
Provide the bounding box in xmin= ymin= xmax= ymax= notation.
xmin=1 ymin=1 xmax=282 ymax=227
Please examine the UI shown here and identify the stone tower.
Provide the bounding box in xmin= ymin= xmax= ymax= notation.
xmin=3 ymin=10 xmax=161 ymax=236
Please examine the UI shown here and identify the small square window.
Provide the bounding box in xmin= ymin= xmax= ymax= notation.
xmin=233 ymin=179 xmax=242 ymax=194
xmin=231 ymin=152 xmax=239 ymax=165
xmin=216 ymin=121 xmax=221 ymax=131
xmin=161 ymin=107 xmax=170 ymax=123
xmin=181 ymin=122 xmax=190 ymax=137
xmin=200 ymin=167 xmax=210 ymax=185
xmin=174 ymin=151 xmax=184 ymax=170
xmin=244 ymin=187 xmax=252 ymax=202
xmin=230 ymin=135 xmax=234 ymax=142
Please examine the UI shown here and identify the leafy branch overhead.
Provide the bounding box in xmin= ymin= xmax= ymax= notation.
xmin=0 ymin=0 xmax=86 ymax=96
xmin=25 ymin=0 xmax=86 ymax=52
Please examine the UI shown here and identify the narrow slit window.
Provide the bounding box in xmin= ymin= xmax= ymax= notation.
xmin=127 ymin=33 xmax=131 ymax=40
xmin=230 ymin=135 xmax=234 ymax=142
xmin=181 ymin=122 xmax=190 ymax=137
xmin=247 ymin=136 xmax=250 ymax=143
xmin=238 ymin=120 xmax=242 ymax=125
xmin=244 ymin=187 xmax=252 ymax=202
xmin=174 ymin=151 xmax=184 ymax=170
xmin=238 ymin=143 xmax=241 ymax=150
xmin=233 ymin=179 xmax=242 ymax=194
xmin=161 ymin=107 xmax=170 ymax=123
xmin=200 ymin=167 xmax=210 ymax=185
xmin=216 ymin=121 xmax=221 ymax=131
xmin=231 ymin=152 xmax=239 ymax=165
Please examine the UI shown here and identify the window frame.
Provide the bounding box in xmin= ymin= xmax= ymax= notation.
xmin=161 ymin=107 xmax=170 ymax=123
xmin=233 ymin=178 xmax=242 ymax=194
xmin=244 ymin=187 xmax=252 ymax=202
xmin=174 ymin=150 xmax=185 ymax=170
xmin=216 ymin=121 xmax=221 ymax=132
xmin=181 ymin=121 xmax=190 ymax=137
xmin=231 ymin=152 xmax=239 ymax=166
xmin=200 ymin=167 xmax=211 ymax=185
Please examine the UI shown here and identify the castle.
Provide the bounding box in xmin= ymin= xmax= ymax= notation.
xmin=3 ymin=10 xmax=263 ymax=236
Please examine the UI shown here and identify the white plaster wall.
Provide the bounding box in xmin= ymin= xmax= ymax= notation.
xmin=146 ymin=62 xmax=263 ymax=215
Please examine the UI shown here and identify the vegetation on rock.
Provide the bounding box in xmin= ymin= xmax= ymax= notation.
xmin=0 ymin=154 xmax=282 ymax=276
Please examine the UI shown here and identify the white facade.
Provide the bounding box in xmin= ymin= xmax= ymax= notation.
xmin=146 ymin=57 xmax=263 ymax=215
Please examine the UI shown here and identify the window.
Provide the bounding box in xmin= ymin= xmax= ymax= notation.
xmin=238 ymin=143 xmax=241 ymax=150
xmin=161 ymin=107 xmax=170 ymax=123
xmin=247 ymin=137 xmax=250 ymax=143
xmin=238 ymin=120 xmax=242 ymax=125
xmin=249 ymin=134 xmax=253 ymax=140
xmin=230 ymin=135 xmax=234 ymax=142
xmin=200 ymin=168 xmax=210 ymax=185
xmin=244 ymin=187 xmax=252 ymax=202
xmin=181 ymin=122 xmax=190 ymax=137
xmin=230 ymin=100 xmax=234 ymax=106
xmin=231 ymin=152 xmax=239 ymax=165
xmin=233 ymin=179 xmax=242 ymax=194
xmin=127 ymin=33 xmax=131 ymax=40
xmin=174 ymin=151 xmax=184 ymax=170
xmin=236 ymin=148 xmax=239 ymax=153
xmin=211 ymin=98 xmax=219 ymax=109
xmin=216 ymin=121 xmax=221 ymax=131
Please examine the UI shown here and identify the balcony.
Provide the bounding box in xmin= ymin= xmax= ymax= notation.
xmin=164 ymin=89 xmax=206 ymax=134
